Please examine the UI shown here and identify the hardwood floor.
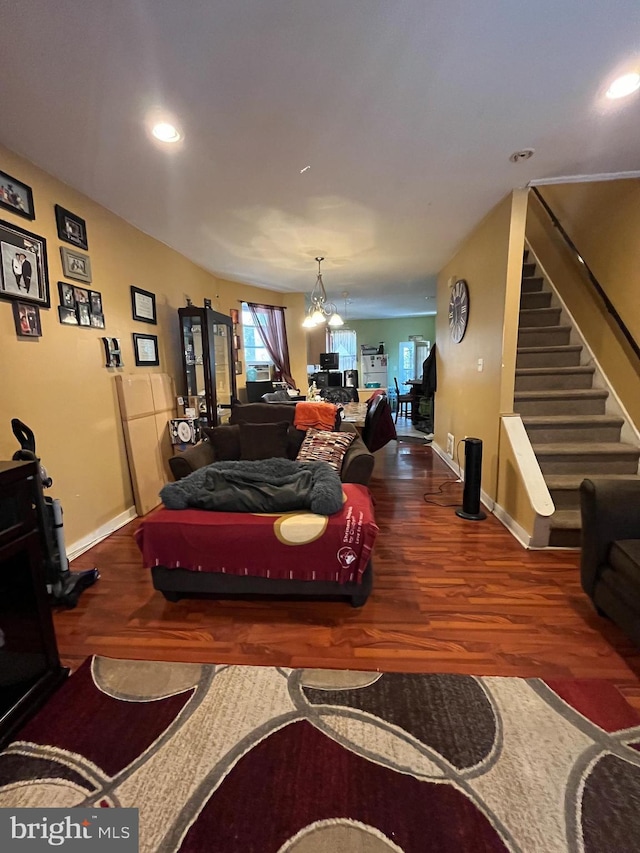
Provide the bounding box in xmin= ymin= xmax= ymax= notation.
xmin=58 ymin=425 xmax=640 ymax=712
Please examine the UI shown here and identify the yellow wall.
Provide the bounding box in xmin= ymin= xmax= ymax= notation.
xmin=435 ymin=190 xmax=528 ymax=499
xmin=0 ymin=145 xmax=307 ymax=544
xmin=527 ymin=179 xmax=640 ymax=424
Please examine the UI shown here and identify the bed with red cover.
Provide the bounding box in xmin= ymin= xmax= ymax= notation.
xmin=136 ymin=483 xmax=377 ymax=606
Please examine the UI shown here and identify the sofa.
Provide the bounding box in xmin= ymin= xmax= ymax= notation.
xmin=169 ymin=402 xmax=374 ymax=485
xmin=146 ymin=402 xmax=378 ymax=606
xmin=580 ymin=476 xmax=640 ymax=646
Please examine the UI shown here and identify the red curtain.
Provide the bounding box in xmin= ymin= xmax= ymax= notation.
xmin=246 ymin=303 xmax=296 ymax=388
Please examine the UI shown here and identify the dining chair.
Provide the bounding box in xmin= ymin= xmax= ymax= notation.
xmin=393 ymin=377 xmax=413 ymax=422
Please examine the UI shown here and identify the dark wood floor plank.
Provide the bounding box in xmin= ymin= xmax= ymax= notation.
xmin=57 ymin=431 xmax=640 ymax=712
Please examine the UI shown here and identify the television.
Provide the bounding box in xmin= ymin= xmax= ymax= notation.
xmin=320 ymin=352 xmax=339 ymax=370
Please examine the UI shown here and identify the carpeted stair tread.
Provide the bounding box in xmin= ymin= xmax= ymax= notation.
xmin=515 ymin=388 xmax=608 ymax=400
xmin=516 ymin=345 xmax=583 ymax=368
xmin=519 ymin=307 xmax=561 ymax=317
xmin=546 ymin=473 xmax=640 ymax=489
xmin=518 ymin=324 xmax=571 ymax=332
xmin=523 ymin=414 xmax=622 ymax=425
xmin=550 ymin=509 xmax=581 ymax=529
xmin=515 ymin=366 xmax=595 ymax=376
xmin=523 ymin=414 xmax=623 ymax=426
xmin=519 ymin=307 xmax=562 ymax=326
xmin=517 ymin=345 xmax=582 ymax=355
xmin=532 ymin=441 xmax=639 ymax=456
xmin=520 ymin=292 xmax=552 ymax=309
xmin=521 ymin=276 xmax=544 ymax=292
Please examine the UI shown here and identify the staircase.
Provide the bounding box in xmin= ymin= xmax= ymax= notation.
xmin=514 ymin=250 xmax=640 ymax=547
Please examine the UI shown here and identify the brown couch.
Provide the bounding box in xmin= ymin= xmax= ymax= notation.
xmin=168 ymin=402 xmax=375 ymax=485
xmin=580 ymin=476 xmax=640 ymax=646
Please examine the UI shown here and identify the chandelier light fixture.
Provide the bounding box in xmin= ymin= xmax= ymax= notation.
xmin=302 ymin=257 xmax=344 ymax=328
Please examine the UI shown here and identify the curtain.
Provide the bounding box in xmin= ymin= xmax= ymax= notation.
xmin=246 ymin=303 xmax=296 ymax=388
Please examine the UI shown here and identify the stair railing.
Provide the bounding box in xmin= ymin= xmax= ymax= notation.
xmin=531 ymin=186 xmax=640 ymax=363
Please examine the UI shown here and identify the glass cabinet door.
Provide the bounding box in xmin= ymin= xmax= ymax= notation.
xmin=181 ymin=313 xmax=208 ymax=419
xmin=179 ymin=306 xmax=237 ymax=428
xmin=212 ymin=322 xmax=232 ymax=424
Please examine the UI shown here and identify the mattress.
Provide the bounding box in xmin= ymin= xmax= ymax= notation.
xmin=136 ymin=483 xmax=378 ymax=585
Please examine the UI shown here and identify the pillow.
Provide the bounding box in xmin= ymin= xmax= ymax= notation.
xmin=296 ymin=428 xmax=356 ymax=473
xmin=239 ymin=421 xmax=290 ymax=461
xmin=203 ymin=424 xmax=241 ymax=461
xmin=286 ymin=425 xmax=306 ymax=460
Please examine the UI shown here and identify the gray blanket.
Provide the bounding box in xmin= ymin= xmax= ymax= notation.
xmin=160 ymin=458 xmax=343 ymax=515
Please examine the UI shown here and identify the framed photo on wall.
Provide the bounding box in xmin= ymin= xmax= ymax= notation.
xmin=55 ymin=205 xmax=88 ymax=250
xmin=77 ymin=302 xmax=91 ymax=327
xmin=130 ymin=285 xmax=157 ymax=324
xmin=58 ymin=280 xmax=75 ymax=308
xmin=60 ymin=246 xmax=92 ymax=283
xmin=0 ymin=170 xmax=35 ymax=220
xmin=58 ymin=305 xmax=78 ymax=325
xmin=12 ymin=301 xmax=41 ymax=337
xmin=133 ymin=332 xmax=159 ymax=366
xmin=0 ymin=219 xmax=49 ymax=306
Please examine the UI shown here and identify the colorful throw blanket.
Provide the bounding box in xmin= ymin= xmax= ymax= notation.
xmin=160 ymin=458 xmax=343 ymax=515
xmin=294 ymin=401 xmax=338 ymax=431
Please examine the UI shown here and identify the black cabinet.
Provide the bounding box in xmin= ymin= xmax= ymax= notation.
xmin=0 ymin=461 xmax=68 ymax=748
xmin=178 ymin=306 xmax=237 ymax=428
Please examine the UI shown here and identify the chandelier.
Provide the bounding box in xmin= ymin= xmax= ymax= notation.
xmin=302 ymin=257 xmax=344 ymax=328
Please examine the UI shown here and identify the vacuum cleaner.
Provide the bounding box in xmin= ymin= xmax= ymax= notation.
xmin=11 ymin=418 xmax=100 ymax=608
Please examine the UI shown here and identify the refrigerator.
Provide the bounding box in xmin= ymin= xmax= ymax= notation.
xmin=361 ymin=354 xmax=388 ymax=388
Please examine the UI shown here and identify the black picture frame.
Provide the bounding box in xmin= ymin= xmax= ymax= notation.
xmin=130 ymin=286 xmax=157 ymax=324
xmin=55 ymin=205 xmax=88 ymax=250
xmin=58 ymin=305 xmax=78 ymax=325
xmin=0 ymin=219 xmax=49 ymax=307
xmin=77 ymin=302 xmax=91 ymax=326
xmin=13 ymin=301 xmax=41 ymax=337
xmin=0 ymin=169 xmax=35 ymax=220
xmin=133 ymin=333 xmax=159 ymax=366
xmin=89 ymin=290 xmax=102 ymax=315
xmin=58 ymin=281 xmax=75 ymax=308
xmin=73 ymin=286 xmax=89 ymax=305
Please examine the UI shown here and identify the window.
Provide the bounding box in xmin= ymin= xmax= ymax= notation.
xmin=398 ymin=341 xmax=415 ymax=385
xmin=328 ymin=329 xmax=357 ymax=372
xmin=241 ymin=303 xmax=273 ymax=367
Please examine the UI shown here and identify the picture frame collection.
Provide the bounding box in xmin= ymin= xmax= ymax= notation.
xmin=57 ymin=282 xmax=104 ymax=328
xmin=3 ymin=166 xmax=162 ymax=367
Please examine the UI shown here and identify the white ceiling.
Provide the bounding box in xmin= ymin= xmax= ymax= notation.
xmin=0 ymin=0 xmax=638 ymax=319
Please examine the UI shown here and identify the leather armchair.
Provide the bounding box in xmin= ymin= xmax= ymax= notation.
xmin=580 ymin=476 xmax=640 ymax=646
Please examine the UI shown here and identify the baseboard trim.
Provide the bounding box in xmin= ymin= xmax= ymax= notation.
xmin=67 ymin=506 xmax=137 ymax=562
xmin=492 ymin=502 xmax=532 ymax=548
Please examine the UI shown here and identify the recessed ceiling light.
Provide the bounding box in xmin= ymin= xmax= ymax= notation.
xmin=509 ymin=149 xmax=535 ymax=163
xmin=151 ymin=122 xmax=182 ymax=143
xmin=605 ymin=71 xmax=640 ymax=99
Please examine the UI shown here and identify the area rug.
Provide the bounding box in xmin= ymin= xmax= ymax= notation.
xmin=1 ymin=658 xmax=639 ymax=853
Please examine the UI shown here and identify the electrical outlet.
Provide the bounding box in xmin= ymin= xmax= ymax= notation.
xmin=446 ymin=433 xmax=454 ymax=457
